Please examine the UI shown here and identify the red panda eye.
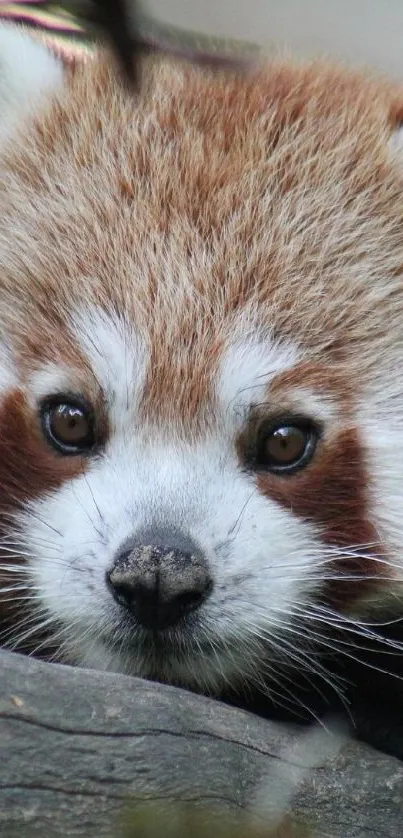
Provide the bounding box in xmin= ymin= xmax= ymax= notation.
xmin=41 ymin=397 xmax=96 ymax=455
xmin=255 ymin=419 xmax=319 ymax=474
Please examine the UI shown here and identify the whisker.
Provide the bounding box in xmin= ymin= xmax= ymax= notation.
xmin=2 ymin=613 xmax=57 ymax=649
xmin=83 ymin=473 xmax=106 ymax=539
xmin=226 ymin=491 xmax=255 ymax=539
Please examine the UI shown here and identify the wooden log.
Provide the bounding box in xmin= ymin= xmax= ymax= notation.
xmin=0 ymin=649 xmax=402 ymax=837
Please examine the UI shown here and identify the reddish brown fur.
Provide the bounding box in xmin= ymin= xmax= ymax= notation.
xmin=235 ymin=360 xmax=384 ymax=606
xmin=2 ymin=56 xmax=403 ymax=390
xmin=0 ymin=390 xmax=89 ymax=510
xmin=1 ymin=44 xmax=403 ymax=633
xmin=255 ymin=427 xmax=381 ymax=606
xmin=0 ymin=389 xmax=90 ymax=648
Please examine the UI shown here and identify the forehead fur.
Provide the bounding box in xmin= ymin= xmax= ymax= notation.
xmin=1 ymin=51 xmax=403 ymax=403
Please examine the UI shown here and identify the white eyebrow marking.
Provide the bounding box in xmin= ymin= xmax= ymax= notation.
xmin=28 ymin=363 xmax=76 ymax=405
xmin=218 ymin=332 xmax=301 ymax=411
xmin=71 ymin=306 xmax=149 ymax=429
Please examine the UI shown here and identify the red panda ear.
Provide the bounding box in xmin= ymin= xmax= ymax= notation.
xmin=0 ymin=22 xmax=64 ymax=149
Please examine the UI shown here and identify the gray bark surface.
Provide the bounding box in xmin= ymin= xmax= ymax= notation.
xmin=0 ymin=649 xmax=402 ymax=837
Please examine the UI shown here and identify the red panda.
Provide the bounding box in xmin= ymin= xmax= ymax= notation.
xmin=1 ymin=22 xmax=403 ymax=755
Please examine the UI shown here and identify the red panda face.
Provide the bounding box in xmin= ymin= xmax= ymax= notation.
xmin=0 ymin=24 xmax=402 ymax=699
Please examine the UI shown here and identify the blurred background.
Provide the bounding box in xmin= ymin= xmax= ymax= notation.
xmin=148 ymin=0 xmax=403 ymax=77
xmin=2 ymin=1 xmax=403 ymax=79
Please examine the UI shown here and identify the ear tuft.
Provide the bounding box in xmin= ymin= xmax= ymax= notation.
xmin=0 ymin=22 xmax=63 ymax=147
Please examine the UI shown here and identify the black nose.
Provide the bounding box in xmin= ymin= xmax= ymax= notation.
xmin=107 ymin=530 xmax=213 ymax=630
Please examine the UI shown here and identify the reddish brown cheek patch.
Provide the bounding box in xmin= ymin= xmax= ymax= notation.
xmin=256 ymin=427 xmax=387 ymax=608
xmin=0 ymin=389 xmax=90 ymax=642
xmin=0 ymin=390 xmax=88 ymax=511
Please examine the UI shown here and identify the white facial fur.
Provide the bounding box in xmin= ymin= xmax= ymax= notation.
xmin=13 ymin=308 xmax=329 ymax=693
xmin=71 ymin=307 xmax=150 ymax=431
xmin=218 ymin=327 xmax=300 ymax=411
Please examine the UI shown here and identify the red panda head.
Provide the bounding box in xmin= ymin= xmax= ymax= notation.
xmin=0 ymin=23 xmax=402 ymax=700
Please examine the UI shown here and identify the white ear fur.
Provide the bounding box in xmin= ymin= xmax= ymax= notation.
xmin=0 ymin=22 xmax=63 ymax=147
xmin=0 ymin=340 xmax=16 ymax=395
xmin=389 ymin=125 xmax=403 ymax=155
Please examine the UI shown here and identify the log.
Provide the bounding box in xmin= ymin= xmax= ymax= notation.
xmin=0 ymin=649 xmax=402 ymax=838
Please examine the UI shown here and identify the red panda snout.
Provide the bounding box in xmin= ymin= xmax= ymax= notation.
xmin=107 ymin=531 xmax=213 ymax=631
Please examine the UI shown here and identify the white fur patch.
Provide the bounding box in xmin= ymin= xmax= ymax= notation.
xmin=0 ymin=342 xmax=17 ymax=394
xmin=389 ymin=126 xmax=403 ymax=154
xmin=27 ymin=363 xmax=79 ymax=407
xmin=20 ymin=430 xmax=323 ymax=689
xmin=281 ymin=388 xmax=341 ymax=426
xmin=218 ymin=332 xmax=300 ymax=414
xmin=71 ymin=307 xmax=149 ymax=431
xmin=0 ymin=23 xmax=63 ymax=147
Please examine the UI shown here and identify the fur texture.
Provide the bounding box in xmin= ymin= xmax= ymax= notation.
xmin=1 ymin=25 xmax=403 ymax=733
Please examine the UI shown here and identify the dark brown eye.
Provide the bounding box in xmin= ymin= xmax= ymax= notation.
xmin=41 ymin=397 xmax=95 ymax=455
xmin=255 ymin=419 xmax=318 ymax=474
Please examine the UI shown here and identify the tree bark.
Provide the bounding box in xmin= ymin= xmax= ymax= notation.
xmin=0 ymin=649 xmax=402 ymax=837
